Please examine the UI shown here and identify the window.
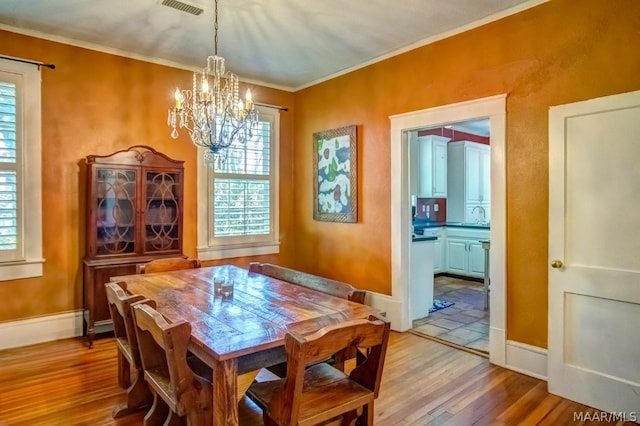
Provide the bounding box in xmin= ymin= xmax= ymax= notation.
xmin=0 ymin=59 xmax=43 ymax=280
xmin=197 ymin=106 xmax=279 ymax=259
xmin=0 ymin=81 xmax=18 ymax=254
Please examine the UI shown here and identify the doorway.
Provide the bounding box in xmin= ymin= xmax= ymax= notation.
xmin=408 ymin=118 xmax=492 ymax=354
xmin=389 ymin=94 xmax=507 ymax=367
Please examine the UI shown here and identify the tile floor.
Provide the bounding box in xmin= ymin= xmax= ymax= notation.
xmin=412 ymin=275 xmax=489 ymax=352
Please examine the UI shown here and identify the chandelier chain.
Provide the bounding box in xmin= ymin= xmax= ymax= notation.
xmin=214 ymin=0 xmax=219 ymax=56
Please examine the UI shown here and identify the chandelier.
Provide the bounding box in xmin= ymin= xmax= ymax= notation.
xmin=168 ymin=0 xmax=258 ymax=165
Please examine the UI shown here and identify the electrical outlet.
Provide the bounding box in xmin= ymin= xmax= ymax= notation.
xmin=434 ymin=204 xmax=439 ymax=212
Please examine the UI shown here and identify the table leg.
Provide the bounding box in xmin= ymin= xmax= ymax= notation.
xmin=212 ymin=358 xmax=239 ymax=425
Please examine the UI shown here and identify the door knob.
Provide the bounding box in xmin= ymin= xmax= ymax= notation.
xmin=551 ymin=259 xmax=563 ymax=269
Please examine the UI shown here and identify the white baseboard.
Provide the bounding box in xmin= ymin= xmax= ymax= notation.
xmin=364 ymin=291 xmax=406 ymax=331
xmin=489 ymin=326 xmax=506 ymax=367
xmin=365 ymin=292 xmax=547 ymax=381
xmin=0 ymin=310 xmax=84 ymax=350
xmin=505 ymin=340 xmax=548 ymax=380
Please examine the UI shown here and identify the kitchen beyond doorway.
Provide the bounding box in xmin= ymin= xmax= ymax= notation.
xmin=411 ymin=276 xmax=489 ymax=354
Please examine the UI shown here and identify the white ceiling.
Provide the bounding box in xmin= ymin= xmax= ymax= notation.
xmin=0 ymin=0 xmax=543 ymax=91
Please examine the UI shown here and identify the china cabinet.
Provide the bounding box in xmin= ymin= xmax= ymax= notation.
xmin=83 ymin=145 xmax=184 ymax=346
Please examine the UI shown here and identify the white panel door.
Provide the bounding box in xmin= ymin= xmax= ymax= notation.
xmin=548 ymin=90 xmax=640 ymax=415
xmin=410 ymin=240 xmax=434 ymax=320
xmin=432 ymin=139 xmax=448 ymax=197
xmin=468 ymin=241 xmax=485 ymax=278
xmin=433 ymin=239 xmax=442 ymax=273
xmin=445 ymin=238 xmax=467 ymax=274
xmin=465 ymin=146 xmax=481 ymax=204
xmin=480 ymin=147 xmax=491 ymax=204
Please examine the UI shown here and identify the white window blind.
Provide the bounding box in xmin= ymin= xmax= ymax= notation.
xmin=0 ymin=81 xmax=19 ymax=253
xmin=213 ymin=120 xmax=271 ymax=238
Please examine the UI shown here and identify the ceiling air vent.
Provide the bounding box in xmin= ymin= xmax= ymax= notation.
xmin=161 ymin=0 xmax=204 ymax=16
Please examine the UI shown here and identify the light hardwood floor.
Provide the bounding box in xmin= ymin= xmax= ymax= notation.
xmin=0 ymin=333 xmax=633 ymax=425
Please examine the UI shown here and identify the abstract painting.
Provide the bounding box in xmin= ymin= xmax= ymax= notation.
xmin=313 ymin=125 xmax=357 ymax=222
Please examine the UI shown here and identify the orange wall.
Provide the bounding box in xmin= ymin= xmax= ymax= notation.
xmin=292 ymin=0 xmax=640 ymax=347
xmin=0 ymin=31 xmax=295 ymax=322
xmin=2 ymin=0 xmax=639 ymax=349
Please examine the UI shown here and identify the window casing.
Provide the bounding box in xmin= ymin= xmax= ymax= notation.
xmin=0 ymin=59 xmax=43 ymax=280
xmin=197 ymin=106 xmax=279 ymax=260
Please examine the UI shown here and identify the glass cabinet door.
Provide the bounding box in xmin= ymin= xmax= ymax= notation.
xmin=143 ymin=171 xmax=181 ymax=254
xmin=95 ymin=168 xmax=137 ymax=255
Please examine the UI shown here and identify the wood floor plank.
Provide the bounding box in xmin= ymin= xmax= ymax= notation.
xmin=0 ymin=332 xmax=635 ymax=425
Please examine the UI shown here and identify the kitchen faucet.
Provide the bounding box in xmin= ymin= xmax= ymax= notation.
xmin=472 ymin=206 xmax=487 ymax=224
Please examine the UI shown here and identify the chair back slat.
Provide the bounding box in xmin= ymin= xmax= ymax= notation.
xmin=295 ymin=318 xmax=387 ymax=368
xmin=131 ymin=300 xmax=168 ymax=375
xmin=137 ymin=257 xmax=201 ymax=274
xmin=104 ymin=281 xmax=145 ymax=366
xmin=248 ymin=262 xmax=366 ymax=304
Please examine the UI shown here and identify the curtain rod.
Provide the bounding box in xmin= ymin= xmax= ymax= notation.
xmin=0 ymin=57 xmax=288 ymax=112
xmin=0 ymin=54 xmax=55 ymax=70
xmin=254 ymin=102 xmax=288 ymax=112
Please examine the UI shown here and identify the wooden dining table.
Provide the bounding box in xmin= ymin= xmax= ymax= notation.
xmin=111 ymin=264 xmax=380 ymax=425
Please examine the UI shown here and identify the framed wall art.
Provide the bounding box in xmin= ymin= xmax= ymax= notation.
xmin=313 ymin=124 xmax=357 ymax=222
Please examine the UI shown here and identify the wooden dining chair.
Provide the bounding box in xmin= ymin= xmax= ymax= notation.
xmin=249 ymin=262 xmax=368 ymax=376
xmin=104 ymin=281 xmax=153 ymax=418
xmin=132 ymin=300 xmax=212 ymax=426
xmin=137 ymin=257 xmax=201 ymax=274
xmin=246 ymin=312 xmax=390 ymax=426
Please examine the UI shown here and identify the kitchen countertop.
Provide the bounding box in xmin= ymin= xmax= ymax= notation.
xmin=413 ymin=220 xmax=490 ymax=231
xmin=412 ymin=235 xmax=437 ymax=242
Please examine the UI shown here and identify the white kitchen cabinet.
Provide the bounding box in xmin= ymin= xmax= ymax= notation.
xmin=444 ymin=227 xmax=489 ymax=278
xmin=415 ymin=134 xmax=449 ymax=198
xmin=447 ymin=141 xmax=491 ymax=224
xmin=468 ymin=240 xmax=486 ymax=276
xmin=422 ymin=227 xmax=444 ymax=273
xmin=433 ymin=238 xmax=442 ymax=273
xmin=445 ymin=237 xmax=467 ymax=275
xmin=410 ymin=239 xmax=434 ymax=320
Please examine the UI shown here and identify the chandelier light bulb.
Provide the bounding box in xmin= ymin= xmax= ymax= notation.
xmin=201 ymin=76 xmax=209 ymax=94
xmin=245 ymin=88 xmax=253 ymax=109
xmin=174 ymin=88 xmax=183 ymax=109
